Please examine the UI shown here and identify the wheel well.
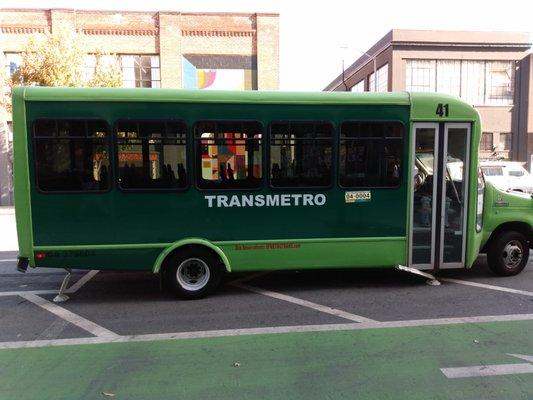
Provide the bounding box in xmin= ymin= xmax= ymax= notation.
xmin=482 ymin=222 xmax=533 ymax=252
xmin=160 ymin=244 xmax=227 ymax=274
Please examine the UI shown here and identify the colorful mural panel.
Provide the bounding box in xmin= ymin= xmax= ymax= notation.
xmin=182 ymin=54 xmax=257 ymax=90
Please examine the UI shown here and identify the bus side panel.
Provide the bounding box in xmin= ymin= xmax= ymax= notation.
xmin=218 ymin=237 xmax=407 ymax=272
xmin=33 ymin=247 xmax=163 ymax=271
xmin=26 ymin=101 xmax=410 ymax=272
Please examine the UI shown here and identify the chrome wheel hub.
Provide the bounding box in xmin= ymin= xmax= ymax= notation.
xmin=176 ymin=258 xmax=210 ymax=291
xmin=502 ymin=241 xmax=523 ymax=269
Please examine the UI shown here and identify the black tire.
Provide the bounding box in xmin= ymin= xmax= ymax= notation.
xmin=487 ymin=231 xmax=529 ymax=277
xmin=164 ymin=248 xmax=223 ymax=299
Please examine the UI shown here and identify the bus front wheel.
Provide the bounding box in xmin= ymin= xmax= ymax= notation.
xmin=165 ymin=248 xmax=223 ymax=299
xmin=487 ymin=231 xmax=529 ymax=277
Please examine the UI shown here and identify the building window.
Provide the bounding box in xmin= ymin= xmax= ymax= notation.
xmin=3 ymin=52 xmax=21 ymax=76
xmin=486 ymin=62 xmax=514 ymax=105
xmin=339 ymin=121 xmax=403 ymax=188
xmin=406 ymin=60 xmax=436 ymax=92
xmin=460 ymin=61 xmax=485 ymax=105
xmin=368 ymin=72 xmax=375 ymax=92
xmin=480 ymin=132 xmax=494 ymax=151
xmin=195 ymin=121 xmax=262 ymax=189
xmin=499 ymin=132 xmax=512 ymax=151
xmin=376 ymin=64 xmax=388 ymax=92
xmin=33 ymin=119 xmax=110 ymax=192
xmin=121 ymin=55 xmax=161 ymax=88
xmin=368 ymin=65 xmax=389 ymax=92
xmin=351 ymin=79 xmax=365 ymax=92
xmin=270 ymin=121 xmax=333 ymax=188
xmin=116 ymin=120 xmax=187 ymax=190
xmin=406 ymin=59 xmax=515 ymax=106
xmin=436 ymin=60 xmax=461 ymax=97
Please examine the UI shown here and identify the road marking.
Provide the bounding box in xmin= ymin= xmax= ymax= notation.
xmin=0 ymin=289 xmax=58 ymax=297
xmin=441 ymin=277 xmax=533 ymax=297
xmin=441 ymin=363 xmax=533 ymax=378
xmin=0 ymin=259 xmax=17 ymax=263
xmin=19 ymin=293 xmax=119 ymax=339
xmin=35 ymin=319 xmax=70 ymax=341
xmin=509 ymin=354 xmax=533 ymax=362
xmin=66 ymin=270 xmax=99 ymax=293
xmin=2 ymin=313 xmax=533 ymax=350
xmin=232 ymin=281 xmax=376 ymax=323
xmin=441 ymin=354 xmax=533 ymax=379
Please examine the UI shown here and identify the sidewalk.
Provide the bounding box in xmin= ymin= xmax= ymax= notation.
xmin=0 ymin=207 xmax=18 ymax=252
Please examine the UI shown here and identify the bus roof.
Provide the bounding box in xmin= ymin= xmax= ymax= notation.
xmin=14 ymin=87 xmax=479 ymax=120
xmin=16 ymin=86 xmax=410 ymax=105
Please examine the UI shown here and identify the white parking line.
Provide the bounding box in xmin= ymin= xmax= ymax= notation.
xmin=441 ymin=363 xmax=533 ymax=378
xmin=19 ymin=293 xmax=119 ymax=339
xmin=441 ymin=277 xmax=533 ymax=297
xmin=0 ymin=289 xmax=58 ymax=297
xmin=232 ymin=281 xmax=379 ymax=323
xmin=66 ymin=270 xmax=99 ymax=293
xmin=0 ymin=259 xmax=17 ymax=263
xmin=2 ymin=312 xmax=533 ymax=350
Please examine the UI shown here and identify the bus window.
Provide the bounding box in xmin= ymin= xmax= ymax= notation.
xmin=116 ymin=120 xmax=187 ymax=190
xmin=33 ymin=119 xmax=110 ymax=192
xmin=270 ymin=121 xmax=333 ymax=188
xmin=339 ymin=121 xmax=403 ymax=188
xmin=194 ymin=121 xmax=262 ymax=190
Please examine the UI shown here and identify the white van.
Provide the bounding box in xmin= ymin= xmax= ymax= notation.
xmin=480 ymin=161 xmax=533 ymax=194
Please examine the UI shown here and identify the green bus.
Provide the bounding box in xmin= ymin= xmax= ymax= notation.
xmin=12 ymin=87 xmax=533 ymax=298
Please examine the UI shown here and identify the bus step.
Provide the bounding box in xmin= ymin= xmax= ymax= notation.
xmin=396 ymin=265 xmax=440 ymax=286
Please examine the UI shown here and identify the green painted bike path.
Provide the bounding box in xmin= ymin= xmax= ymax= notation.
xmin=1 ymin=320 xmax=532 ymax=400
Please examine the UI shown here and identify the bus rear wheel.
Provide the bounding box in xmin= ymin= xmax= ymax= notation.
xmin=165 ymin=248 xmax=222 ymax=299
xmin=487 ymin=231 xmax=529 ymax=277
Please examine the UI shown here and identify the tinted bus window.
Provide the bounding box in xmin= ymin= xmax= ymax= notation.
xmin=339 ymin=121 xmax=403 ymax=188
xmin=116 ymin=121 xmax=187 ymax=190
xmin=270 ymin=121 xmax=333 ymax=188
xmin=194 ymin=121 xmax=262 ymax=190
xmin=33 ymin=119 xmax=110 ymax=192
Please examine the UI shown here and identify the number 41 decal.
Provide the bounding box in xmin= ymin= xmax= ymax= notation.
xmin=436 ymin=103 xmax=449 ymax=117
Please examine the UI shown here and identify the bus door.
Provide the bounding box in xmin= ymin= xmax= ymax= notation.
xmin=410 ymin=123 xmax=471 ymax=271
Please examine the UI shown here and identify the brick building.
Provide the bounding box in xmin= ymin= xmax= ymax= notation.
xmin=0 ymin=8 xmax=280 ymax=205
xmin=325 ymin=30 xmax=533 ymax=165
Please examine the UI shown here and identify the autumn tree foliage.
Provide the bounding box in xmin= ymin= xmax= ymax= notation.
xmin=11 ymin=25 xmax=122 ymax=88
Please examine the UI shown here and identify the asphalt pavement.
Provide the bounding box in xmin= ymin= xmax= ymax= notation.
xmin=0 ymin=250 xmax=532 ymax=399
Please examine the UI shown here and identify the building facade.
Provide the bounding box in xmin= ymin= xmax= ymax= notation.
xmin=325 ymin=30 xmax=533 ymax=165
xmin=0 ymin=8 xmax=280 ymax=205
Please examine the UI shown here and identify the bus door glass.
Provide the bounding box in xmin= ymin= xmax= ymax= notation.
xmin=441 ymin=124 xmax=470 ymax=267
xmin=410 ymin=123 xmax=471 ymax=270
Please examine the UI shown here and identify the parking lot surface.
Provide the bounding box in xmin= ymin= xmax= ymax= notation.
xmin=1 ymin=251 xmax=532 ymax=399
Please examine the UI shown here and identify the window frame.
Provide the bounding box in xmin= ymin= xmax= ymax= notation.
xmin=480 ymin=132 xmax=494 ymax=151
xmin=193 ymin=119 xmax=265 ymax=192
xmin=337 ymin=120 xmax=405 ymax=190
xmin=32 ymin=118 xmax=113 ymax=195
xmin=119 ymin=54 xmax=161 ymax=88
xmin=268 ymin=120 xmax=336 ymax=191
xmin=114 ymin=119 xmax=190 ymax=193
